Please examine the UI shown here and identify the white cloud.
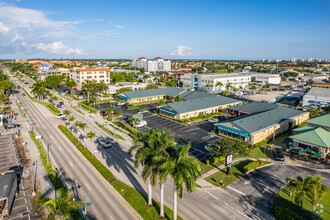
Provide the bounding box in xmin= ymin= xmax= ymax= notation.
xmin=21 ymin=41 xmax=87 ymax=55
xmin=115 ymin=25 xmax=123 ymax=29
xmin=10 ymin=33 xmax=24 ymax=43
xmin=170 ymin=45 xmax=192 ymax=56
xmin=0 ymin=21 xmax=10 ymax=35
xmin=93 ymin=19 xmax=104 ymax=22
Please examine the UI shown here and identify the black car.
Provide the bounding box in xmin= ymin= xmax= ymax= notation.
xmin=24 ymin=82 xmax=29 ymax=84
xmin=273 ymin=148 xmax=285 ymax=161
xmin=5 ymin=124 xmax=20 ymax=129
xmin=59 ymin=101 xmax=64 ymax=105
xmin=96 ymin=137 xmax=112 ymax=148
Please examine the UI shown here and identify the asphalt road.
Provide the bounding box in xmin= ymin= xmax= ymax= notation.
xmin=11 ymin=74 xmax=140 ymax=220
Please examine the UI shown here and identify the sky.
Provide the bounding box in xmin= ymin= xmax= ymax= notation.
xmin=0 ymin=0 xmax=329 ymax=60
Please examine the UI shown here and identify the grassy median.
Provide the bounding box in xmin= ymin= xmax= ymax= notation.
xmin=95 ymin=122 xmax=125 ymax=140
xmin=58 ymin=125 xmax=181 ymax=220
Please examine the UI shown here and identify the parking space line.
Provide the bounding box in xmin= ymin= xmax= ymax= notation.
xmin=286 ymin=159 xmax=291 ymax=163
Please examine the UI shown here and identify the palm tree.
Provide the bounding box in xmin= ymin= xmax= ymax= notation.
xmin=285 ymin=177 xmax=296 ymax=197
xmin=31 ymin=80 xmax=46 ymax=100
xmin=215 ymin=82 xmax=223 ymax=92
xmin=68 ymin=116 xmax=75 ymax=129
xmin=86 ymin=130 xmax=96 ymax=142
xmin=81 ymin=80 xmax=94 ymax=102
xmin=129 ymin=130 xmax=156 ymax=207
xmin=161 ymin=143 xmax=201 ymax=220
xmin=43 ymin=188 xmax=85 ymax=220
xmin=225 ymin=81 xmax=232 ymax=93
xmin=65 ymin=78 xmax=77 ymax=98
xmin=98 ymin=81 xmax=108 ymax=100
xmin=129 ymin=117 xmax=140 ymax=128
xmin=106 ymin=105 xmax=114 ymax=121
xmin=78 ymin=122 xmax=88 ymax=132
xmin=308 ymin=175 xmax=328 ymax=206
xmin=73 ymin=121 xmax=80 ymax=134
xmin=293 ymin=176 xmax=314 ymax=211
xmin=63 ymin=110 xmax=71 ymax=117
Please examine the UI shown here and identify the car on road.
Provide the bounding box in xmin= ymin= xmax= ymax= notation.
xmin=22 ymin=93 xmax=26 ymax=96
xmin=96 ymin=137 xmax=112 ymax=148
xmin=273 ymin=148 xmax=285 ymax=161
xmin=208 ymin=118 xmax=219 ymax=123
xmin=117 ymin=102 xmax=125 ymax=106
xmin=56 ymin=113 xmax=67 ymax=119
xmin=57 ymin=104 xmax=62 ymax=108
xmin=24 ymin=82 xmax=29 ymax=84
xmin=5 ymin=124 xmax=20 ymax=129
xmin=17 ymin=86 xmax=21 ymax=89
xmin=59 ymin=101 xmax=64 ymax=105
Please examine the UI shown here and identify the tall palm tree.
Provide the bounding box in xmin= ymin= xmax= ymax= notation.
xmin=161 ymin=143 xmax=201 ymax=220
xmin=68 ymin=116 xmax=75 ymax=130
xmin=73 ymin=121 xmax=80 ymax=134
xmin=285 ymin=177 xmax=296 ymax=197
xmin=98 ymin=81 xmax=108 ymax=100
xmin=129 ymin=117 xmax=140 ymax=128
xmin=308 ymin=175 xmax=328 ymax=206
xmin=31 ymin=80 xmax=46 ymax=100
xmin=215 ymin=81 xmax=223 ymax=92
xmin=225 ymin=81 xmax=232 ymax=93
xmin=86 ymin=130 xmax=96 ymax=142
xmin=129 ymin=130 xmax=156 ymax=207
xmin=293 ymin=176 xmax=314 ymax=211
xmin=43 ymin=188 xmax=85 ymax=220
xmin=63 ymin=110 xmax=71 ymax=117
xmin=65 ymin=78 xmax=77 ymax=98
xmin=78 ymin=122 xmax=88 ymax=132
xmin=106 ymin=105 xmax=114 ymax=121
xmin=81 ymin=80 xmax=94 ymax=102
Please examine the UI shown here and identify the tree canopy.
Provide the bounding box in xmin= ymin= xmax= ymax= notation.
xmin=45 ymin=75 xmax=65 ymax=88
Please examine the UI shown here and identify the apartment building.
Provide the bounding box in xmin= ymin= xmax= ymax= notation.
xmin=181 ymin=73 xmax=251 ymax=92
xmin=69 ymin=68 xmax=111 ymax=88
xmin=131 ymin=57 xmax=171 ymax=72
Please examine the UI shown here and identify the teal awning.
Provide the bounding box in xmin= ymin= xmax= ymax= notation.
xmin=304 ymin=148 xmax=313 ymax=152
xmin=312 ymin=153 xmax=321 ymax=158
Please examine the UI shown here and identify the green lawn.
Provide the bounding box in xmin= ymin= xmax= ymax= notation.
xmin=273 ymin=186 xmax=330 ymax=220
xmin=205 ymin=160 xmax=270 ymax=187
xmin=95 ymin=122 xmax=125 ymax=140
xmin=15 ymin=101 xmax=25 ymax=118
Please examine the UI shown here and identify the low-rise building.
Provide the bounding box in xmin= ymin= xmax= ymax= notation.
xmin=108 ymin=82 xmax=148 ymax=94
xmin=180 ymin=73 xmax=251 ymax=92
xmin=302 ymin=87 xmax=330 ymax=107
xmin=69 ymin=68 xmax=111 ymax=88
xmin=250 ymin=73 xmax=281 ymax=85
xmin=216 ymin=104 xmax=309 ymax=144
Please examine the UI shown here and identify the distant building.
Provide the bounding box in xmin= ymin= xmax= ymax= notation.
xmin=69 ymin=68 xmax=111 ymax=88
xmin=261 ymin=59 xmax=271 ymax=63
xmin=171 ymin=68 xmax=192 ymax=72
xmin=108 ymin=82 xmax=148 ymax=94
xmin=291 ymin=58 xmax=305 ymax=63
xmin=302 ymin=87 xmax=330 ymax=107
xmin=131 ymin=57 xmax=171 ymax=72
xmin=307 ymin=58 xmax=322 ymax=62
xmin=180 ymin=73 xmax=251 ymax=92
xmin=250 ymin=73 xmax=281 ymax=85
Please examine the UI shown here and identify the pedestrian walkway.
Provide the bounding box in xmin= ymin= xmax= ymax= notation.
xmin=12 ymin=94 xmax=56 ymax=199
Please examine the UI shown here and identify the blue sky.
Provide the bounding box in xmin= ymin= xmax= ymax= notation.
xmin=0 ymin=0 xmax=329 ymax=60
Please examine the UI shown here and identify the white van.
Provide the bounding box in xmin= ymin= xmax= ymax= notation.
xmin=135 ymin=120 xmax=147 ymax=128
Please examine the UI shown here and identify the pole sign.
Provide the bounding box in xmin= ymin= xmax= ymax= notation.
xmin=36 ymin=135 xmax=42 ymax=140
xmin=225 ymin=154 xmax=232 ymax=166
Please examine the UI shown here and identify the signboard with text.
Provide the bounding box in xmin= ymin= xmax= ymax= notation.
xmin=225 ymin=154 xmax=232 ymax=166
xmin=218 ymin=124 xmax=249 ymax=138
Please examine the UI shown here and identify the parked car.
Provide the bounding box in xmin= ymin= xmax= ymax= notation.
xmin=109 ymin=100 xmax=117 ymax=104
xmin=59 ymin=101 xmax=64 ymax=105
xmin=273 ymin=148 xmax=285 ymax=161
xmin=117 ymin=102 xmax=125 ymax=106
xmin=96 ymin=137 xmax=112 ymax=148
xmin=56 ymin=113 xmax=67 ymax=119
xmin=57 ymin=104 xmax=62 ymax=108
xmin=135 ymin=120 xmax=147 ymax=128
xmin=208 ymin=118 xmax=219 ymax=123
xmin=24 ymin=82 xmax=29 ymax=84
xmin=5 ymin=124 xmax=20 ymax=129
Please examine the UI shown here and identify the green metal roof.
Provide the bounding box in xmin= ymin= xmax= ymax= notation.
xmin=123 ymin=87 xmax=186 ymax=99
xmin=166 ymin=95 xmax=241 ymax=114
xmin=305 ymin=114 xmax=330 ymax=128
xmin=180 ymin=90 xmax=216 ymax=100
xmin=228 ymin=101 xmax=278 ymax=114
xmin=292 ymin=126 xmax=316 ymax=133
xmin=232 ymin=106 xmax=306 ymax=134
xmin=290 ymin=127 xmax=330 ymax=148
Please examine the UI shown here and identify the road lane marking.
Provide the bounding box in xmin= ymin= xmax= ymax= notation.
xmin=227 ymin=186 xmax=246 ymax=196
xmin=50 ymin=135 xmax=53 ymax=140
xmin=262 ymin=186 xmax=269 ymax=194
xmin=211 ymin=203 xmax=232 ymax=219
xmin=85 ymin=183 xmax=91 ymax=190
xmin=69 ymin=162 xmax=73 ymax=167
xmin=286 ymin=159 xmax=292 ymax=163
xmin=223 ymin=201 xmax=250 ymax=219
xmin=58 ymin=146 xmax=62 ymax=151
xmin=198 ymin=211 xmax=211 ymax=220
xmin=205 ymin=190 xmax=219 ymax=200
xmin=108 ymin=215 xmax=114 ymax=220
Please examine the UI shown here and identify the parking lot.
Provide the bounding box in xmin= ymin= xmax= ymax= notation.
xmin=0 ymin=135 xmax=31 ymax=220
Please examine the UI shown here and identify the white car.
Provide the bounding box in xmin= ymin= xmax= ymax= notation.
xmin=135 ymin=120 xmax=147 ymax=128
xmin=208 ymin=118 xmax=219 ymax=123
xmin=56 ymin=113 xmax=67 ymax=119
xmin=117 ymin=102 xmax=125 ymax=106
xmin=109 ymin=100 xmax=117 ymax=104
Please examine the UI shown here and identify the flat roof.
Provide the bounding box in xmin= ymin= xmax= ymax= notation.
xmin=123 ymin=87 xmax=186 ymax=99
xmin=198 ymin=73 xmax=250 ymax=79
xmin=305 ymin=114 xmax=330 ymax=128
xmin=165 ymin=95 xmax=241 ymax=114
xmin=0 ymin=172 xmax=16 ymax=198
xmin=231 ymin=106 xmax=306 ymax=134
xmin=290 ymin=127 xmax=330 ymax=148
xmin=305 ymin=87 xmax=330 ymax=98
xmin=228 ymin=102 xmax=278 ymax=114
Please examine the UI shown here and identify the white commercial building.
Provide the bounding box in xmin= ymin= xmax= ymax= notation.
xmin=302 ymin=87 xmax=330 ymax=107
xmin=69 ymin=68 xmax=111 ymax=89
xmin=181 ymin=73 xmax=251 ymax=93
xmin=131 ymin=57 xmax=171 ymax=72
xmin=250 ymin=73 xmax=281 ymax=85
xmin=108 ymin=82 xmax=148 ymax=94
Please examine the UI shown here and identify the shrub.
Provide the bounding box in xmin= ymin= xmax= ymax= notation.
xmin=243 ymin=160 xmax=265 ymax=173
xmin=127 ymin=105 xmax=138 ymax=110
xmin=80 ymin=103 xmax=97 ymax=113
xmin=114 ymin=121 xmax=136 ymax=134
xmin=273 ymin=206 xmax=303 ymax=220
xmin=206 ymin=160 xmax=210 ymax=166
xmin=116 ymin=110 xmax=122 ymax=116
xmin=138 ymin=108 xmax=147 ymax=112
xmin=327 ymin=153 xmax=330 ymax=159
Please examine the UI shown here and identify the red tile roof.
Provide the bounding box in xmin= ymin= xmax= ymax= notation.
xmin=284 ymin=66 xmax=302 ymax=70
xmin=75 ymin=69 xmax=111 ymax=72
xmin=154 ymin=57 xmax=163 ymax=59
xmin=138 ymin=57 xmax=147 ymax=59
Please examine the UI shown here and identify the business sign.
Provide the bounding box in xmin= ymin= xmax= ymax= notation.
xmin=225 ymin=154 xmax=232 ymax=166
xmin=218 ymin=124 xmax=249 ymax=138
xmin=36 ymin=135 xmax=43 ymax=140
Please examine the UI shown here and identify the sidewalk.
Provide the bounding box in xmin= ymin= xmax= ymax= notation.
xmin=12 ymin=94 xmax=56 ymax=199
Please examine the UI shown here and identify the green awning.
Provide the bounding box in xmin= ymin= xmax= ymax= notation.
xmin=288 ymin=146 xmax=295 ymax=150
xmin=304 ymin=148 xmax=313 ymax=152
xmin=297 ymin=150 xmax=305 ymax=154
xmin=312 ymin=153 xmax=321 ymax=158
xmin=316 ymin=151 xmax=324 ymax=155
xmin=288 ymin=141 xmax=293 ymax=145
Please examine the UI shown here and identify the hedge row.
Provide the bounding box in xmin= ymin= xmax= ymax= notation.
xmin=80 ymin=103 xmax=97 ymax=113
xmin=127 ymin=105 xmax=139 ymax=110
xmin=243 ymin=160 xmax=267 ymax=173
xmin=138 ymin=108 xmax=147 ymax=112
xmin=95 ymin=122 xmax=125 ymax=140
xmin=58 ymin=125 xmax=114 ymax=180
xmin=273 ymin=206 xmax=303 ymax=220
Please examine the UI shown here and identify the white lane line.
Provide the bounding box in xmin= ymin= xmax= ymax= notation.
xmin=223 ymin=201 xmax=250 ymax=219
xmin=198 ymin=211 xmax=211 ymax=220
xmin=58 ymin=146 xmax=62 ymax=151
xmin=108 ymin=215 xmax=114 ymax=220
xmin=50 ymin=135 xmax=53 ymax=140
xmin=227 ymin=186 xmax=247 ymax=196
xmin=85 ymin=183 xmax=91 ymax=190
xmin=211 ymin=203 xmax=232 ymax=219
xmin=69 ymin=162 xmax=73 ymax=167
xmin=205 ymin=190 xmax=219 ymax=200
